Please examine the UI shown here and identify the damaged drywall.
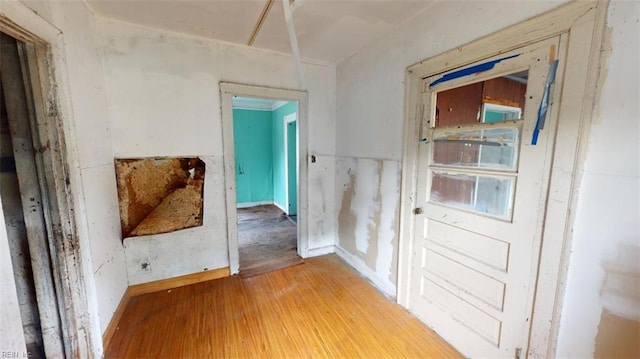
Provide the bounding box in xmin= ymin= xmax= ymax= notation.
xmin=594 ymin=309 xmax=640 ymax=358
xmin=556 ymin=1 xmax=639 ymax=357
xmin=307 ymin=154 xmax=336 ymax=255
xmin=99 ymin=17 xmax=336 ymax=283
xmin=594 ymin=244 xmax=640 ymax=358
xmin=336 ymin=157 xmax=400 ymax=294
xmin=121 ymin=156 xmax=228 ymax=284
xmin=114 ymin=157 xmax=205 ymax=238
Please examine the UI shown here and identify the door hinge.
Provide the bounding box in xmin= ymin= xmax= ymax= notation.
xmin=515 ymin=347 xmax=522 ymax=359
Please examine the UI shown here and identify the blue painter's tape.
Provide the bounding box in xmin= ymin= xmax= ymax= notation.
xmin=532 ymin=59 xmax=559 ymax=145
xmin=428 ymin=54 xmax=521 ymax=88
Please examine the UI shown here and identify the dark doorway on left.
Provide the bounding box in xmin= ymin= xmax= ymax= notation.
xmin=1 ymin=31 xmax=64 ymax=358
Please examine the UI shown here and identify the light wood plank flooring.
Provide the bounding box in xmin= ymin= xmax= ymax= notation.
xmin=105 ymin=254 xmax=462 ymax=358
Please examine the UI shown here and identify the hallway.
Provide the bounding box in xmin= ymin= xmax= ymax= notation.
xmin=238 ymin=205 xmax=302 ymax=277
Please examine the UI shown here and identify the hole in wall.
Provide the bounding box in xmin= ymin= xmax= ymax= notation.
xmin=114 ymin=157 xmax=205 ymax=238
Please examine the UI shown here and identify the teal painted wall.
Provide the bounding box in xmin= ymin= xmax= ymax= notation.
xmin=233 ymin=109 xmax=273 ymax=204
xmin=272 ymin=102 xmax=298 ymax=211
xmin=287 ymin=121 xmax=297 ymax=215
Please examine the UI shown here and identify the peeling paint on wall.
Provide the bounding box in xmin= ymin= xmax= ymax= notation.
xmin=114 ymin=157 xmax=205 ymax=237
xmin=594 ymin=243 xmax=640 ymax=358
xmin=336 ymin=157 xmax=401 ymax=291
xmin=376 ymin=161 xmax=400 ymax=285
xmin=594 ymin=309 xmax=640 ymax=358
xmin=351 ymin=160 xmax=380 ymax=254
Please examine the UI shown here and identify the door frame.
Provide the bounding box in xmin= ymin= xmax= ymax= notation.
xmin=220 ymin=82 xmax=309 ymax=274
xmin=1 ymin=3 xmax=100 ymax=357
xmin=283 ymin=112 xmax=297 ymax=216
xmin=397 ymin=1 xmax=608 ymax=358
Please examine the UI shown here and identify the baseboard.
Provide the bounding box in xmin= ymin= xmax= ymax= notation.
xmin=334 ymin=245 xmax=396 ymax=298
xmin=306 ymin=244 xmax=335 ymax=257
xmin=102 ymin=266 xmax=230 ymax=350
xmin=102 ymin=287 xmax=132 ymax=352
xmin=128 ymin=266 xmax=230 ymax=296
xmin=273 ymin=201 xmax=288 ymax=214
xmin=236 ymin=201 xmax=272 ymax=209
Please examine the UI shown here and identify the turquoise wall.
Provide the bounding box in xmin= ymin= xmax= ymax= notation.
xmin=233 ymin=109 xmax=273 ymax=204
xmin=272 ymin=102 xmax=298 ymax=211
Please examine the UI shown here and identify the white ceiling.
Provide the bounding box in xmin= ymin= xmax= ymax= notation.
xmin=87 ymin=0 xmax=435 ymax=63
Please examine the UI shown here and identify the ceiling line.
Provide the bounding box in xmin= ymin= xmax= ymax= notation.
xmin=247 ymin=0 xmax=274 ymax=46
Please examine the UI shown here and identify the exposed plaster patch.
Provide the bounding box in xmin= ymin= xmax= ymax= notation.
xmin=336 ymin=157 xmax=401 ymax=289
xmin=337 ymin=157 xmax=357 ymax=256
xmin=594 ymin=309 xmax=640 ymax=358
xmin=601 ymin=243 xmax=640 ymax=321
xmin=351 ymin=159 xmax=380 ymax=254
xmin=376 ymin=160 xmax=400 ymax=285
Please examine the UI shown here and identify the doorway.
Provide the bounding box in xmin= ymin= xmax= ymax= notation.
xmin=230 ymin=96 xmax=302 ymax=277
xmin=397 ymin=3 xmax=604 ymax=358
xmin=407 ymin=37 xmax=565 ymax=358
xmin=0 ymin=31 xmax=64 ymax=358
xmin=220 ymin=83 xmax=308 ymax=276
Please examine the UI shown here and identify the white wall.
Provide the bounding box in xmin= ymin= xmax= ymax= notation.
xmin=97 ymin=18 xmax=337 ymax=283
xmin=335 ymin=0 xmax=567 ymax=294
xmin=336 ymin=0 xmax=638 ymax=356
xmin=556 ymin=1 xmax=640 ymax=357
xmin=41 ymin=1 xmax=127 ymax=340
xmin=1 ymin=0 xmax=128 ymax=353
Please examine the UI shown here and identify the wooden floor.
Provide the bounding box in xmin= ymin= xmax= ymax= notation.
xmin=105 ymin=255 xmax=462 ymax=358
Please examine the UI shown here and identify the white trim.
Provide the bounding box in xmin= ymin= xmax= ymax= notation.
xmin=283 ymin=112 xmax=297 ymax=216
xmin=397 ymin=2 xmax=605 ymax=358
xmin=480 ymin=102 xmax=522 ymax=123
xmin=232 ymin=96 xmax=278 ymax=111
xmin=272 ymin=100 xmax=288 ymax=110
xmin=1 ymin=2 xmax=102 ymax=356
xmin=220 ymin=82 xmax=309 ymax=274
xmin=306 ymin=244 xmax=334 ymax=257
xmin=236 ymin=201 xmax=273 ymax=209
xmin=231 ymin=106 xmax=272 ymax=111
xmin=334 ymin=245 xmax=396 ymax=298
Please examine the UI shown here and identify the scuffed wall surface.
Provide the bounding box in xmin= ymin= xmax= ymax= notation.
xmin=336 ymin=157 xmax=400 ymax=293
xmin=98 ymin=17 xmax=337 ymax=280
xmin=556 ymin=1 xmax=640 ymax=357
xmin=7 ymin=0 xmax=128 ymax=350
xmin=334 ymin=1 xmax=568 ymax=294
xmin=307 ymin=154 xmax=336 ymax=253
xmin=47 ymin=1 xmax=128 ymax=340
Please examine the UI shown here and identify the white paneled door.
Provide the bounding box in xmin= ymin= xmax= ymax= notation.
xmin=410 ymin=36 xmax=566 ymax=358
